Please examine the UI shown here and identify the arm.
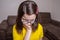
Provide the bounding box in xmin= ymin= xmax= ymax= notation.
xmin=24 ymin=30 xmax=32 ymax=40
xmin=39 ymin=23 xmax=44 ymax=40
xmin=40 ymin=38 xmax=43 ymax=40
xmin=23 ymin=25 xmax=32 ymax=40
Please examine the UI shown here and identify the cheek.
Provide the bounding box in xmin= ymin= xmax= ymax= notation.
xmin=23 ymin=23 xmax=28 ymax=27
xmin=22 ymin=22 xmax=26 ymax=25
xmin=22 ymin=22 xmax=27 ymax=26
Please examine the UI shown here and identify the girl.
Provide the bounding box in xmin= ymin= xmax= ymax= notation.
xmin=13 ymin=1 xmax=44 ymax=40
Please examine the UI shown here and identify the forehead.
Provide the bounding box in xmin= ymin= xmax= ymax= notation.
xmin=22 ymin=14 xmax=36 ymax=19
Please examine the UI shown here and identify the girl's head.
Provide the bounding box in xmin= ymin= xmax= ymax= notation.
xmin=16 ymin=1 xmax=39 ymax=32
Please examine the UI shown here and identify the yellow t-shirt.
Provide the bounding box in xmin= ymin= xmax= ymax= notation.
xmin=12 ymin=23 xmax=44 ymax=40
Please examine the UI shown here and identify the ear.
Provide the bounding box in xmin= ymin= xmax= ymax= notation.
xmin=36 ymin=7 xmax=39 ymax=14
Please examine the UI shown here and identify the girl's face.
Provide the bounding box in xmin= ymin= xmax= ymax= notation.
xmin=21 ymin=13 xmax=36 ymax=27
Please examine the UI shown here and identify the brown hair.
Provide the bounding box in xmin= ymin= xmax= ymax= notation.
xmin=16 ymin=1 xmax=39 ymax=33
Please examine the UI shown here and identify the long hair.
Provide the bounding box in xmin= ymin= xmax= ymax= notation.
xmin=16 ymin=1 xmax=39 ymax=33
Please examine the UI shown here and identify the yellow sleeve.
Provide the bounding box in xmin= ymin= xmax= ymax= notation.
xmin=38 ymin=23 xmax=44 ymax=38
xmin=12 ymin=24 xmax=23 ymax=40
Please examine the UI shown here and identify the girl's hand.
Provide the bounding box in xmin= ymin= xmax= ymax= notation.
xmin=24 ymin=25 xmax=32 ymax=40
xmin=23 ymin=24 xmax=32 ymax=31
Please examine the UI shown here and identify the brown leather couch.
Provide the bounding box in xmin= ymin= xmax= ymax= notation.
xmin=0 ymin=12 xmax=60 ymax=40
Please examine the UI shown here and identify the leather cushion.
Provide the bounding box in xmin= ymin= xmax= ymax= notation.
xmin=7 ymin=16 xmax=17 ymax=26
xmin=38 ymin=12 xmax=51 ymax=24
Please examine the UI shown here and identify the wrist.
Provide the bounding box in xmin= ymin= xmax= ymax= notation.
xmin=26 ymin=27 xmax=32 ymax=31
xmin=27 ymin=29 xmax=32 ymax=32
xmin=24 ymin=29 xmax=32 ymax=40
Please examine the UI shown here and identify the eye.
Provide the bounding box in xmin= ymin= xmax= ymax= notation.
xmin=31 ymin=19 xmax=35 ymax=21
xmin=22 ymin=18 xmax=28 ymax=22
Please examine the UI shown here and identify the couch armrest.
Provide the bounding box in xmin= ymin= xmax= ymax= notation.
xmin=50 ymin=19 xmax=60 ymax=27
xmin=45 ymin=30 xmax=59 ymax=40
xmin=0 ymin=20 xmax=8 ymax=30
xmin=0 ymin=20 xmax=8 ymax=40
xmin=0 ymin=29 xmax=6 ymax=40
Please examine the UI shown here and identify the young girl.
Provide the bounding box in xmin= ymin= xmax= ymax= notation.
xmin=13 ymin=1 xmax=44 ymax=40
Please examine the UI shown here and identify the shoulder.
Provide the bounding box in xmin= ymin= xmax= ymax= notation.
xmin=12 ymin=24 xmax=17 ymax=33
xmin=33 ymin=23 xmax=44 ymax=38
xmin=13 ymin=24 xmax=16 ymax=29
xmin=37 ymin=23 xmax=43 ymax=34
xmin=38 ymin=23 xmax=43 ymax=30
xmin=37 ymin=23 xmax=44 ymax=37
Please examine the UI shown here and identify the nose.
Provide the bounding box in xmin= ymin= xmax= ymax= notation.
xmin=27 ymin=22 xmax=31 ymax=25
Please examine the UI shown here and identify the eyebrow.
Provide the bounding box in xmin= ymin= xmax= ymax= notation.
xmin=22 ymin=18 xmax=35 ymax=20
xmin=22 ymin=16 xmax=36 ymax=20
